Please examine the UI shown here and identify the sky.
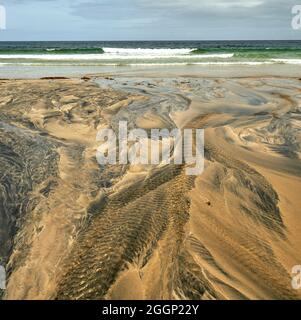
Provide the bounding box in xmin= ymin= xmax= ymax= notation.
xmin=0 ymin=0 xmax=300 ymax=41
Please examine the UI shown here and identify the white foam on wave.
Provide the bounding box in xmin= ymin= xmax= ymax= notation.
xmin=271 ymin=59 xmax=301 ymax=65
xmin=0 ymin=61 xmax=279 ymax=67
xmin=102 ymin=47 xmax=193 ymax=55
xmin=0 ymin=48 xmax=234 ymax=61
xmin=0 ymin=54 xmax=106 ymax=60
xmin=0 ymin=49 xmax=300 ymax=66
xmin=101 ymin=48 xmax=234 ymax=59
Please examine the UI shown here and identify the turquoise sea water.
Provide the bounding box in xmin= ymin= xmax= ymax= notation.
xmin=0 ymin=41 xmax=301 ymax=66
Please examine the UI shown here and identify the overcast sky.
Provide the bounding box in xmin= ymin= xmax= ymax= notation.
xmin=0 ymin=0 xmax=300 ymax=40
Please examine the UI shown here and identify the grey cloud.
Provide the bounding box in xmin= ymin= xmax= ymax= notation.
xmin=3 ymin=0 xmax=300 ymax=40
xmin=69 ymin=0 xmax=295 ymax=28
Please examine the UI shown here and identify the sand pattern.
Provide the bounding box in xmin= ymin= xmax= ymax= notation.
xmin=0 ymin=77 xmax=300 ymax=300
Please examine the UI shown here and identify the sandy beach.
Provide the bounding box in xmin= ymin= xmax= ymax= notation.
xmin=0 ymin=71 xmax=300 ymax=300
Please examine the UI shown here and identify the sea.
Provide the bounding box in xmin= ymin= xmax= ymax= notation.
xmin=0 ymin=40 xmax=301 ymax=66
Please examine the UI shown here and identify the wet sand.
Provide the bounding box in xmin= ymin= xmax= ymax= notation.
xmin=2 ymin=63 xmax=301 ymax=79
xmin=0 ymin=75 xmax=301 ymax=300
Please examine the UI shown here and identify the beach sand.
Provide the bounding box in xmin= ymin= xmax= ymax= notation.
xmin=0 ymin=74 xmax=301 ymax=300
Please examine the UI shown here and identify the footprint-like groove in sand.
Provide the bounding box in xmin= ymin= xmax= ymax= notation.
xmin=0 ymin=77 xmax=301 ymax=300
